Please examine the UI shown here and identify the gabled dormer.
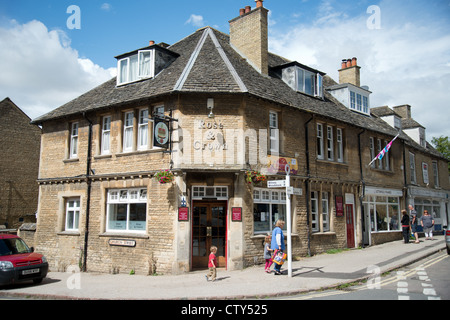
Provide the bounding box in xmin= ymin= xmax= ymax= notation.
xmin=272 ymin=61 xmax=326 ymax=98
xmin=115 ymin=41 xmax=179 ymax=86
xmin=327 ymin=58 xmax=371 ymax=116
xmin=393 ymin=105 xmax=427 ymax=148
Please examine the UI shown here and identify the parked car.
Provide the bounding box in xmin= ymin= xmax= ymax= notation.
xmin=0 ymin=234 xmax=48 ymax=286
xmin=445 ymin=226 xmax=450 ymax=255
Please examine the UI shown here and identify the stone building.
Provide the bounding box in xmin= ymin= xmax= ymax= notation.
xmin=0 ymin=98 xmax=41 ymax=229
xmin=31 ymin=1 xmax=449 ymax=275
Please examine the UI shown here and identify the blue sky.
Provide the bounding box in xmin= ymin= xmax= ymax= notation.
xmin=1 ymin=0 xmax=450 ymax=138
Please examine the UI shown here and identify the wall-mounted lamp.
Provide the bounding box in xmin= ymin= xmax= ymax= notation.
xmin=207 ymin=98 xmax=214 ymax=118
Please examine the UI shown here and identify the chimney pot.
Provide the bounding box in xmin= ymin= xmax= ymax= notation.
xmin=240 ymin=8 xmax=245 ymax=16
xmin=346 ymin=59 xmax=352 ymax=68
xmin=255 ymin=0 xmax=263 ymax=8
xmin=341 ymin=60 xmax=347 ymax=69
xmin=245 ymin=6 xmax=251 ymax=13
xmin=149 ymin=40 xmax=155 ymax=46
xmin=352 ymin=57 xmax=357 ymax=67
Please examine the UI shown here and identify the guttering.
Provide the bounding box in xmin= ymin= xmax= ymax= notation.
xmin=357 ymin=128 xmax=366 ymax=248
xmin=82 ymin=112 xmax=93 ymax=272
xmin=304 ymin=113 xmax=314 ymax=257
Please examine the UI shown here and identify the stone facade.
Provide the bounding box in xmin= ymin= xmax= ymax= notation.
xmin=0 ymin=98 xmax=41 ymax=229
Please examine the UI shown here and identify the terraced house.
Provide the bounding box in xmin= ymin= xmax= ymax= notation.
xmin=31 ymin=1 xmax=449 ymax=275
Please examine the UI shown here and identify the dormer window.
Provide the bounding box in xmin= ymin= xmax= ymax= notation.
xmin=274 ymin=62 xmax=325 ymax=98
xmin=116 ymin=44 xmax=179 ymax=86
xmin=118 ymin=50 xmax=154 ymax=85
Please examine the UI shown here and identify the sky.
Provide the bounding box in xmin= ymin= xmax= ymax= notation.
xmin=0 ymin=0 xmax=449 ymax=140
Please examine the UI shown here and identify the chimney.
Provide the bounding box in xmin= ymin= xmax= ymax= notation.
xmin=339 ymin=57 xmax=361 ymax=87
xmin=149 ymin=40 xmax=155 ymax=46
xmin=393 ymin=105 xmax=412 ymax=119
xmin=229 ymin=1 xmax=269 ymax=75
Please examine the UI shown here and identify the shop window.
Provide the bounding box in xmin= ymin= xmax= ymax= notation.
xmin=106 ymin=188 xmax=147 ymax=233
xmin=253 ymin=188 xmax=287 ymax=234
xmin=363 ymin=195 xmax=400 ymax=232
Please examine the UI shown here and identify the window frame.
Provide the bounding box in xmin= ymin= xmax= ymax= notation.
xmin=253 ymin=188 xmax=287 ymax=235
xmin=137 ymin=108 xmax=149 ymax=151
xmin=106 ymin=188 xmax=148 ymax=233
xmin=269 ymin=111 xmax=279 ymax=154
xmin=123 ymin=111 xmax=134 ymax=152
xmin=117 ymin=50 xmax=155 ymax=86
xmin=65 ymin=198 xmax=81 ymax=231
xmin=327 ymin=126 xmax=334 ymax=161
xmin=101 ymin=116 xmax=111 ymax=155
xmin=432 ymin=161 xmax=439 ymax=187
xmin=69 ymin=122 xmax=79 ymax=159
xmin=409 ymin=152 xmax=417 ymax=184
xmin=317 ymin=123 xmax=324 ymax=160
xmin=336 ymin=128 xmax=344 ymax=163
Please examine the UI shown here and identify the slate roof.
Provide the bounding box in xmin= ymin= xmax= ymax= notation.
xmin=27 ymin=27 xmax=422 ymax=143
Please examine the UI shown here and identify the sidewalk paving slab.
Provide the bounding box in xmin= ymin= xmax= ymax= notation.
xmin=0 ymin=236 xmax=445 ymax=300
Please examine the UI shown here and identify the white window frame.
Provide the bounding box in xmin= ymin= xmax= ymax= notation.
xmin=138 ymin=108 xmax=149 ymax=150
xmin=321 ymin=192 xmax=330 ymax=232
xmin=369 ymin=137 xmax=375 ymax=168
xmin=70 ymin=122 xmax=79 ymax=159
xmin=327 ymin=126 xmax=334 ymax=161
xmin=317 ymin=123 xmax=324 ymax=160
xmin=432 ymin=161 xmax=439 ymax=187
xmin=192 ymin=186 xmax=228 ymax=200
xmin=269 ymin=111 xmax=279 ymax=154
xmin=311 ymin=191 xmax=319 ymax=232
xmin=101 ymin=116 xmax=111 ymax=155
xmin=117 ymin=50 xmax=155 ymax=86
xmin=253 ymin=188 xmax=287 ymax=234
xmin=65 ymin=198 xmax=80 ymax=231
xmin=422 ymin=162 xmax=429 ymax=185
xmin=409 ymin=152 xmax=416 ymax=184
xmin=106 ymin=188 xmax=147 ymax=233
xmin=123 ymin=111 xmax=134 ymax=152
xmin=350 ymin=91 xmax=356 ymax=110
xmin=337 ymin=128 xmax=344 ymax=163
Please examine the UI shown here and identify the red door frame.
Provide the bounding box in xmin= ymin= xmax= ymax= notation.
xmin=345 ymin=204 xmax=355 ymax=248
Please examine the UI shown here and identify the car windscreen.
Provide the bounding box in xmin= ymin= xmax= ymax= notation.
xmin=0 ymin=238 xmax=32 ymax=256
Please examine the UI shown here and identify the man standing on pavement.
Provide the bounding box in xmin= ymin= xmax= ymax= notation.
xmin=408 ymin=204 xmax=419 ymax=243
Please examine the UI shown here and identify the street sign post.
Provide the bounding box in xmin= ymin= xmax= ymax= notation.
xmin=285 ymin=165 xmax=292 ymax=278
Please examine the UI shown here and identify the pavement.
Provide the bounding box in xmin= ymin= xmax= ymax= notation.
xmin=0 ymin=235 xmax=446 ymax=300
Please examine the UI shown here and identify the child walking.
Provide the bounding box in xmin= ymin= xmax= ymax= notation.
xmin=205 ymin=246 xmax=217 ymax=282
xmin=264 ymin=235 xmax=273 ymax=273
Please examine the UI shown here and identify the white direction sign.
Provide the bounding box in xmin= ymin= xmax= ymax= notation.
xmin=267 ymin=180 xmax=286 ymax=188
xmin=286 ymin=186 xmax=303 ymax=196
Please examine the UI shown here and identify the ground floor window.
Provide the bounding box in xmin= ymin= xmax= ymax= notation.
xmin=106 ymin=188 xmax=147 ymax=233
xmin=253 ymin=188 xmax=286 ymax=234
xmin=65 ymin=198 xmax=80 ymax=231
xmin=364 ymin=195 xmax=400 ymax=232
xmin=413 ymin=198 xmax=441 ymax=220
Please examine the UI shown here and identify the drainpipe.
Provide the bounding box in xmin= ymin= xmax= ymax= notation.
xmin=402 ymin=139 xmax=408 ymax=210
xmin=82 ymin=112 xmax=93 ymax=272
xmin=357 ymin=129 xmax=366 ymax=248
xmin=304 ymin=114 xmax=314 ymax=257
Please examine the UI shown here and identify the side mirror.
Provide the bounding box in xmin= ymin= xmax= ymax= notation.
xmin=30 ymin=247 xmax=35 ymax=253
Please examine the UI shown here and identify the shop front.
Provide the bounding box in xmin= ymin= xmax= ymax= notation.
xmin=363 ymin=186 xmax=403 ymax=245
xmin=408 ymin=186 xmax=449 ymax=233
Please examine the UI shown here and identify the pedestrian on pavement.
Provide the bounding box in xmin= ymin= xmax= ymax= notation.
xmin=270 ymin=219 xmax=285 ymax=274
xmin=205 ymin=246 xmax=217 ymax=282
xmin=264 ymin=235 xmax=273 ymax=273
xmin=421 ymin=210 xmax=435 ymax=240
xmin=401 ymin=209 xmax=410 ymax=243
xmin=408 ymin=204 xmax=419 ymax=243
xmin=272 ymin=250 xmax=287 ymax=275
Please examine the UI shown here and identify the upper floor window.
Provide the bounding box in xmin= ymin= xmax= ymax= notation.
xmin=278 ymin=62 xmax=325 ymax=98
xmin=69 ymin=122 xmax=79 ymax=159
xmin=269 ymin=111 xmax=279 ymax=154
xmin=409 ymin=152 xmax=416 ymax=184
xmin=116 ymin=46 xmax=179 ymax=86
xmin=101 ymin=116 xmax=111 ymax=155
xmin=317 ymin=123 xmax=344 ymax=163
xmin=432 ymin=161 xmax=439 ymax=187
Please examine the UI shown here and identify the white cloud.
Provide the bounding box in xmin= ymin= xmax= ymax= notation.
xmin=0 ymin=20 xmax=116 ymax=120
xmin=185 ymin=14 xmax=205 ymax=28
xmin=101 ymin=3 xmax=112 ymax=12
xmin=269 ymin=1 xmax=450 ymax=139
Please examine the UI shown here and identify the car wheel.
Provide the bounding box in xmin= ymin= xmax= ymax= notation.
xmin=447 ymin=247 xmax=450 ymax=255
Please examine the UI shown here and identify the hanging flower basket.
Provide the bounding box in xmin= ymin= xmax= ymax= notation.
xmin=154 ymin=170 xmax=174 ymax=184
xmin=245 ymin=170 xmax=267 ymax=185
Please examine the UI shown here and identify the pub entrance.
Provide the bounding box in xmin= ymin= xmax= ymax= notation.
xmin=192 ymin=200 xmax=227 ymax=269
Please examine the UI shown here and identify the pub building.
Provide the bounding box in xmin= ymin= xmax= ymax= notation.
xmin=30 ymin=1 xmax=449 ymax=275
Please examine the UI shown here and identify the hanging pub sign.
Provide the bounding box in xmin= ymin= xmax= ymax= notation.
xmin=153 ymin=117 xmax=170 ymax=148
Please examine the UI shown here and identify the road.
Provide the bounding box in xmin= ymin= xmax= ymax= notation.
xmin=273 ymin=251 xmax=449 ymax=300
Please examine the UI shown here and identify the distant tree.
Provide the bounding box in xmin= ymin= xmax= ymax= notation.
xmin=431 ymin=136 xmax=450 ymax=173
